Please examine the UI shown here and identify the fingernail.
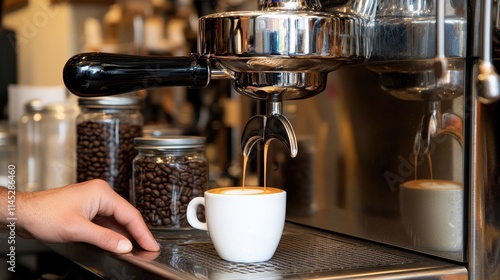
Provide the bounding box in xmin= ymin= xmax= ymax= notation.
xmin=117 ymin=239 xmax=132 ymax=253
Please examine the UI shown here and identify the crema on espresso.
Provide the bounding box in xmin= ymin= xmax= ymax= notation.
xmin=208 ymin=186 xmax=283 ymax=195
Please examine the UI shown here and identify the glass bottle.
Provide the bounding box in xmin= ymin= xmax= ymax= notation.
xmin=76 ymin=96 xmax=143 ymax=200
xmin=40 ymin=102 xmax=78 ymax=189
xmin=0 ymin=131 xmax=16 ymax=187
xmin=17 ymin=99 xmax=44 ymax=191
xmin=132 ymin=136 xmax=208 ymax=230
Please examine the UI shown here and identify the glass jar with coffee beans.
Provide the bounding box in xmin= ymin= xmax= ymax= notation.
xmin=132 ymin=136 xmax=208 ymax=230
xmin=76 ymin=96 xmax=143 ymax=200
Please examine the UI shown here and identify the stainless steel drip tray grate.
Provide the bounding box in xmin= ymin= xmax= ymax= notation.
xmin=178 ymin=231 xmax=415 ymax=275
xmin=143 ymin=223 xmax=467 ymax=279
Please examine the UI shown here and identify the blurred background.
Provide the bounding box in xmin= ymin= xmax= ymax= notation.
xmin=0 ymin=1 xmax=256 ymax=278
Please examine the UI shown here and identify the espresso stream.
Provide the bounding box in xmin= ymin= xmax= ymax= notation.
xmin=241 ymin=141 xmax=272 ymax=191
xmin=242 ymin=154 xmax=248 ymax=190
xmin=414 ymin=153 xmax=433 ymax=182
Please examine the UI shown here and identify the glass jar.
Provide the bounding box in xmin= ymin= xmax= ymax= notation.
xmin=41 ymin=102 xmax=78 ymax=189
xmin=17 ymin=99 xmax=44 ymax=191
xmin=132 ymin=136 xmax=208 ymax=230
xmin=0 ymin=131 xmax=17 ymax=187
xmin=76 ymin=97 xmax=143 ymax=200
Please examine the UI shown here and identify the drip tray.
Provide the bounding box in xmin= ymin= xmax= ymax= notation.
xmin=46 ymin=223 xmax=467 ymax=279
xmin=126 ymin=223 xmax=467 ymax=279
xmin=177 ymin=231 xmax=415 ymax=274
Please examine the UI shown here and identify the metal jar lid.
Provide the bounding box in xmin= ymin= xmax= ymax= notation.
xmin=25 ymin=99 xmax=44 ymax=113
xmin=0 ymin=131 xmax=16 ymax=146
xmin=42 ymin=103 xmax=66 ymax=113
xmin=134 ymin=136 xmax=206 ymax=150
xmin=78 ymin=96 xmax=142 ymax=109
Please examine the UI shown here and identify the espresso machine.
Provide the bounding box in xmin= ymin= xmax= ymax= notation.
xmin=60 ymin=0 xmax=500 ymax=279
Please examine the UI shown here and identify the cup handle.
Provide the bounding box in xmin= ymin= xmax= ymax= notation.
xmin=186 ymin=197 xmax=208 ymax=231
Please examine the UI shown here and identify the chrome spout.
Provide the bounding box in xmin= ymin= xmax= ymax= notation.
xmin=241 ymin=99 xmax=298 ymax=158
xmin=413 ymin=101 xmax=463 ymax=155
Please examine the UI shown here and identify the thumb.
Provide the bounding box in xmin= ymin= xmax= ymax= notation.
xmin=72 ymin=218 xmax=133 ymax=253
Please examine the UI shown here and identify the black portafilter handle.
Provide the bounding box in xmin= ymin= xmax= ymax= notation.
xmin=63 ymin=52 xmax=210 ymax=97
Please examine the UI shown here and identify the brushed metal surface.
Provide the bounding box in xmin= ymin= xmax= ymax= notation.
xmin=469 ymin=59 xmax=500 ymax=280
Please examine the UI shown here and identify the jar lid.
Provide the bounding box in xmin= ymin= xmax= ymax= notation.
xmin=0 ymin=131 xmax=16 ymax=146
xmin=135 ymin=136 xmax=206 ymax=149
xmin=42 ymin=103 xmax=65 ymax=112
xmin=143 ymin=125 xmax=184 ymax=137
xmin=78 ymin=96 xmax=142 ymax=108
xmin=25 ymin=99 xmax=44 ymax=113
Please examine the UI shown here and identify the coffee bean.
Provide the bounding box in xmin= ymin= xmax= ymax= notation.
xmin=77 ymin=120 xmax=142 ymax=200
xmin=133 ymin=152 xmax=208 ymax=229
xmin=152 ymin=189 xmax=160 ymax=197
xmin=152 ymin=177 xmax=162 ymax=184
xmin=146 ymin=172 xmax=155 ymax=180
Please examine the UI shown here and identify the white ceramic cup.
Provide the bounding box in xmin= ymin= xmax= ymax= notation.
xmin=187 ymin=186 xmax=286 ymax=263
xmin=400 ymin=179 xmax=463 ymax=252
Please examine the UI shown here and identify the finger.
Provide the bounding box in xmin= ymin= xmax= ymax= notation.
xmin=92 ymin=216 xmax=133 ymax=240
xmin=70 ymin=217 xmax=134 ymax=253
xmin=97 ymin=192 xmax=160 ymax=251
xmin=112 ymin=207 xmax=160 ymax=251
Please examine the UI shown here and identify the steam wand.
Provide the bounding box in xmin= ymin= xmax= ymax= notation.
xmin=477 ymin=0 xmax=500 ymax=103
xmin=241 ymin=99 xmax=298 ymax=158
xmin=433 ymin=0 xmax=448 ymax=84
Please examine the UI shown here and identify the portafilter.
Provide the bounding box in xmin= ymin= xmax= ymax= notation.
xmin=63 ymin=0 xmax=375 ymax=157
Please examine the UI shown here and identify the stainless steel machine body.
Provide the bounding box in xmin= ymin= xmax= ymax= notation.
xmin=61 ymin=0 xmax=500 ymax=279
xmin=271 ymin=1 xmax=500 ymax=280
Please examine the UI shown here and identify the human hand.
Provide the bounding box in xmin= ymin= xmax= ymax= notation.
xmin=6 ymin=179 xmax=159 ymax=253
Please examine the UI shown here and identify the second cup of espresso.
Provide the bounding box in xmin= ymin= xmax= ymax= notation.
xmin=400 ymin=179 xmax=463 ymax=252
xmin=186 ymin=186 xmax=286 ymax=263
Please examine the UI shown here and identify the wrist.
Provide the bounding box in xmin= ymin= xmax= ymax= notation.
xmin=0 ymin=187 xmax=14 ymax=228
xmin=0 ymin=187 xmax=33 ymax=237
